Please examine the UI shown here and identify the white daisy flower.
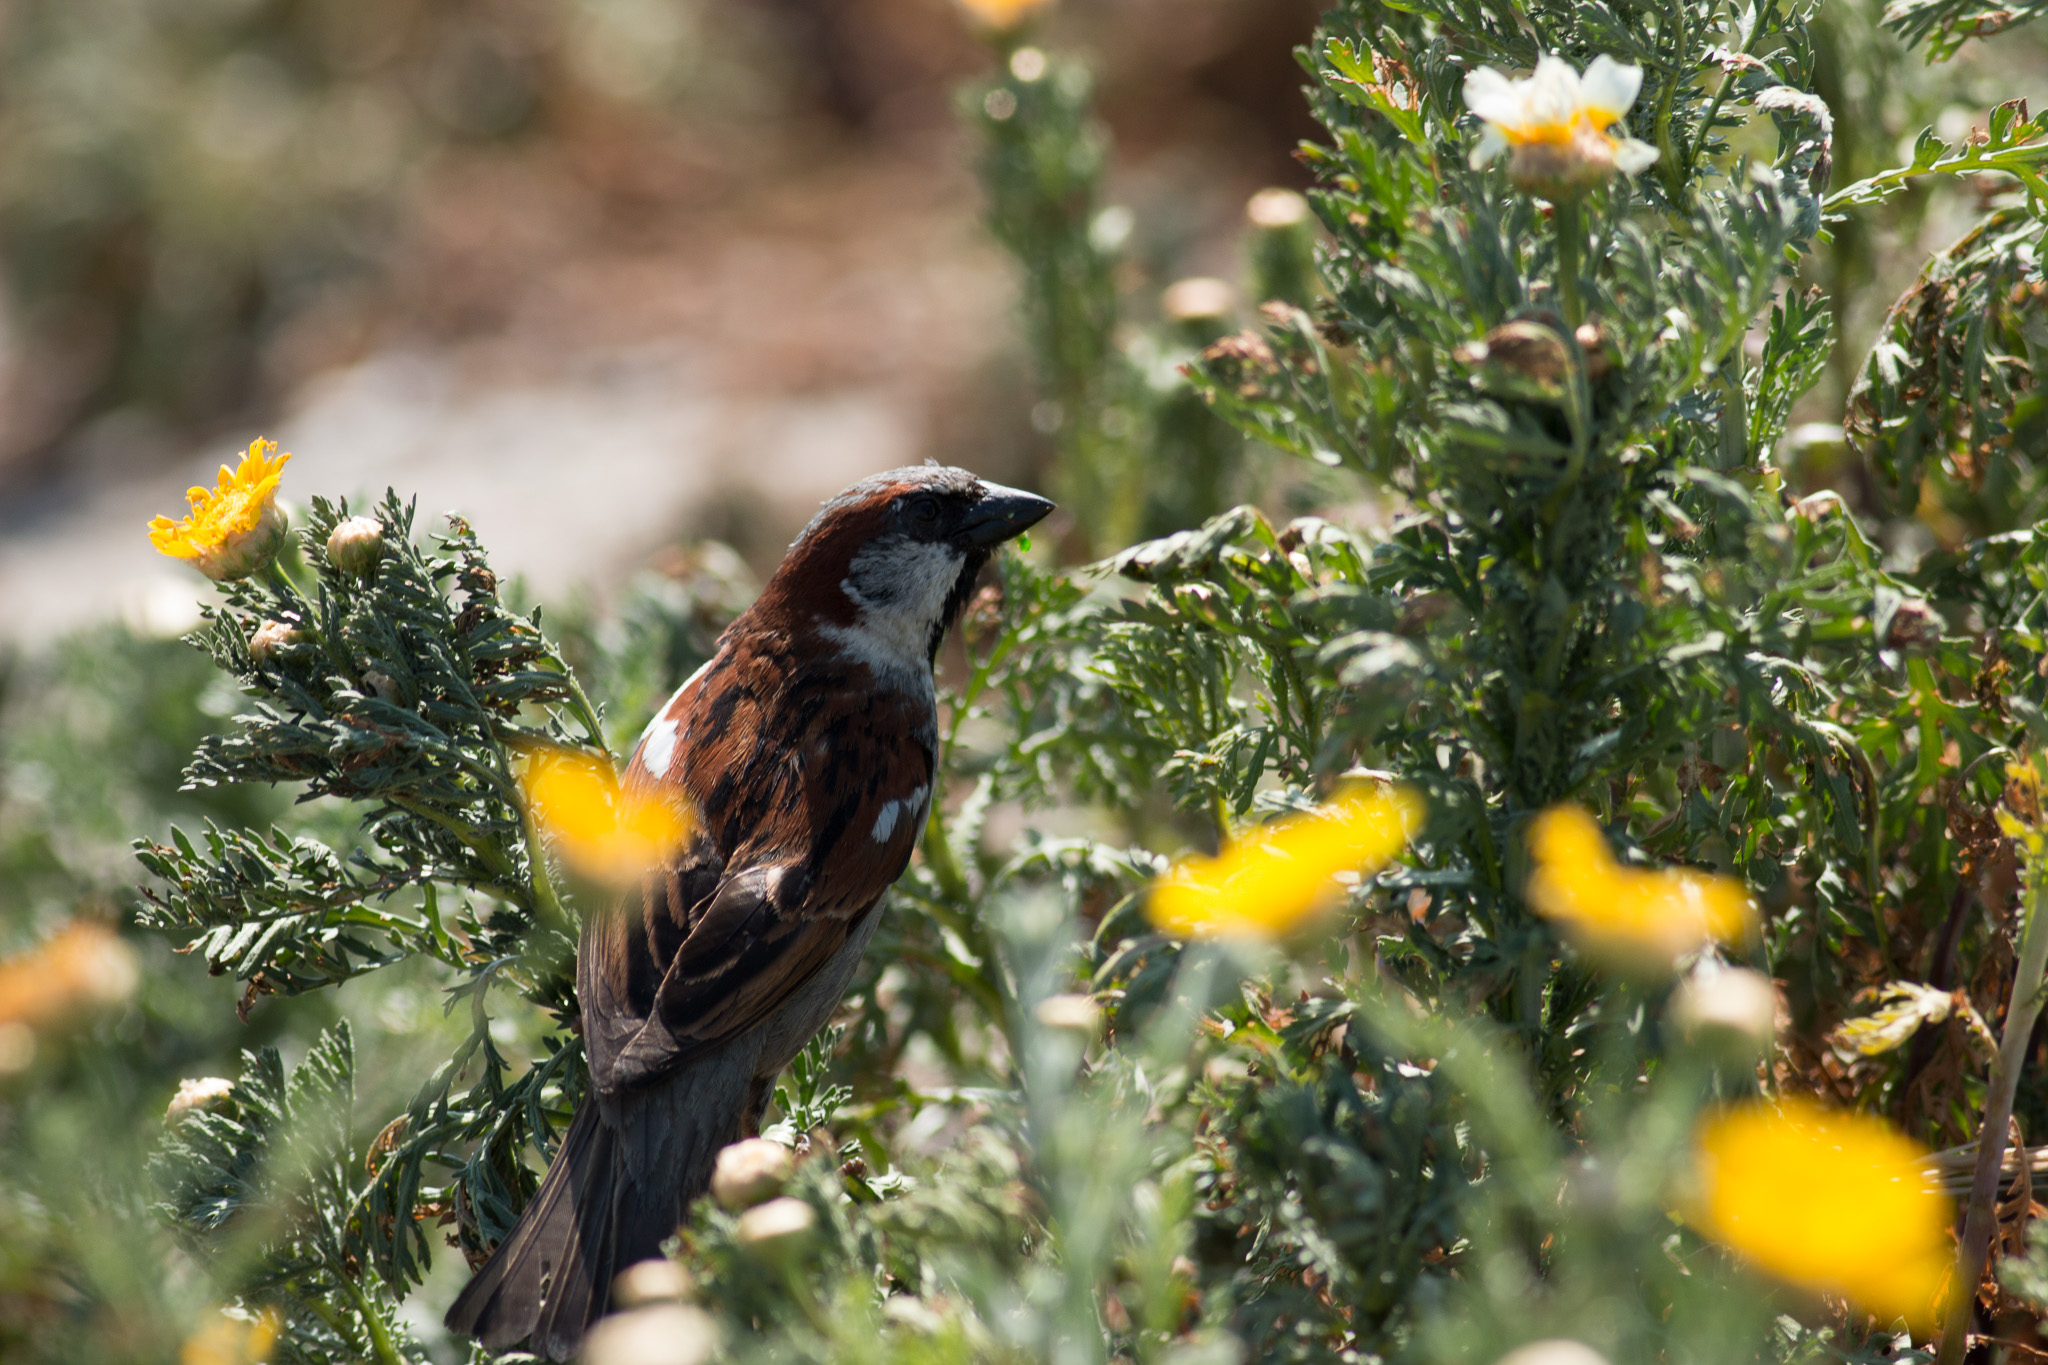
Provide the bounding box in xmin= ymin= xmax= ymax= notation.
xmin=1462 ymin=54 xmax=1660 ymax=193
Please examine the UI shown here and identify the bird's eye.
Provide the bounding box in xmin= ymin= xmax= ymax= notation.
xmin=908 ymin=495 xmax=942 ymax=528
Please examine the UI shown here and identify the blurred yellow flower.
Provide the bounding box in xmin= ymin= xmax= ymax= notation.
xmin=1149 ymin=787 xmax=1424 ymax=940
xmin=181 ymin=1306 xmax=280 ymax=1365
xmin=148 ymin=439 xmax=292 ymax=581
xmin=520 ymin=747 xmax=692 ymax=886
xmin=1524 ymin=805 xmax=1755 ymax=972
xmin=1692 ymin=1098 xmax=1955 ymax=1331
xmin=955 ymin=0 xmax=1051 ymax=30
xmin=0 ymin=919 xmax=140 ymax=1029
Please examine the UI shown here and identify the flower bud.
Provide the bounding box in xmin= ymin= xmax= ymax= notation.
xmin=1246 ymin=188 xmax=1317 ymax=308
xmin=248 ymin=620 xmax=302 ymax=662
xmin=580 ymin=1303 xmax=718 ymax=1365
xmin=1669 ymin=966 xmax=1777 ymax=1063
xmin=735 ymin=1195 xmax=817 ymax=1264
xmin=1496 ymin=1341 xmax=1612 ymax=1365
xmin=1573 ymin=320 xmax=1615 ymax=382
xmin=1791 ymin=490 xmax=1844 ymax=521
xmin=611 ymin=1258 xmax=693 ymax=1308
xmin=326 ymin=516 xmax=385 ymax=577
xmin=1033 ymin=993 xmax=1102 ymax=1033
xmin=711 ymin=1138 xmax=794 ymax=1211
xmin=1460 ymin=319 xmax=1570 ymax=401
xmin=1163 ymin=277 xmax=1235 ymax=344
xmin=200 ymin=501 xmax=289 ymax=582
xmin=166 ymin=1076 xmax=237 ymax=1123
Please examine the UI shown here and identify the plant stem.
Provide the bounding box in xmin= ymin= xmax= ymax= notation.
xmin=517 ymin=790 xmax=570 ymax=930
xmin=1938 ymin=856 xmax=2048 ymax=1365
xmin=1554 ymin=198 xmax=1585 ymax=329
xmin=341 ymin=1274 xmax=409 ymax=1365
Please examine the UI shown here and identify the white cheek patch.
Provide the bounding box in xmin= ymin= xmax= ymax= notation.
xmin=870 ymin=786 xmax=931 ymax=844
xmin=639 ymin=717 xmax=679 ymax=779
xmin=829 ymin=536 xmax=966 ymax=694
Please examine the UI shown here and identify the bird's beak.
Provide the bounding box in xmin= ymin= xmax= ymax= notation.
xmin=957 ymin=482 xmax=1055 ymax=549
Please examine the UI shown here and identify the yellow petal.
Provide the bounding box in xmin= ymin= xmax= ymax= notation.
xmin=1692 ymin=1098 xmax=1955 ymax=1331
xmin=520 ymin=747 xmax=693 ymax=887
xmin=1149 ymin=787 xmax=1423 ymax=941
xmin=145 ymin=439 xmax=292 ymax=581
xmin=1525 ymin=805 xmax=1756 ymax=971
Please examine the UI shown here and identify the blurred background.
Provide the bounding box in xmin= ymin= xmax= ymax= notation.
xmin=4 ymin=0 xmax=2048 ymax=1360
xmin=0 ymin=0 xmax=1325 ymax=643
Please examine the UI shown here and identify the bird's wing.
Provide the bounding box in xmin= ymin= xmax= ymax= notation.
xmin=579 ymin=642 xmax=934 ymax=1096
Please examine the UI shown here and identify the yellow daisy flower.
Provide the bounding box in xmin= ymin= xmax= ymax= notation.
xmin=955 ymin=0 xmax=1052 ymax=31
xmin=1462 ymin=54 xmax=1659 ymax=194
xmin=180 ymin=1306 xmax=281 ymax=1365
xmin=1692 ymin=1097 xmax=1955 ymax=1332
xmin=147 ymin=439 xmax=292 ymax=582
xmin=520 ymin=747 xmax=693 ymax=887
xmin=1524 ymin=804 xmax=1755 ymax=973
xmin=1149 ymin=786 xmax=1424 ymax=941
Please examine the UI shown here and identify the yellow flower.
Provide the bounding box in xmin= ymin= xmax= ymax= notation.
xmin=0 ymin=919 xmax=140 ymax=1029
xmin=519 ymin=747 xmax=693 ymax=887
xmin=180 ymin=1306 xmax=281 ymax=1365
xmin=1524 ymin=805 xmax=1755 ymax=973
xmin=1149 ymin=787 xmax=1424 ymax=940
xmin=1462 ymin=54 xmax=1659 ymax=194
xmin=148 ymin=440 xmax=292 ymax=581
xmin=955 ymin=0 xmax=1051 ymax=30
xmin=1692 ymin=1098 xmax=1955 ymax=1331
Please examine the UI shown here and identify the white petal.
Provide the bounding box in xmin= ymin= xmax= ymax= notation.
xmin=1580 ymin=55 xmax=1644 ymax=123
xmin=1470 ymin=125 xmax=1510 ymax=169
xmin=1526 ymin=55 xmax=1583 ymax=129
xmin=1613 ymin=137 xmax=1661 ymax=174
xmin=1462 ymin=66 xmax=1519 ymax=123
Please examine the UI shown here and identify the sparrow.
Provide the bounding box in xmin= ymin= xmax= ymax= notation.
xmin=446 ymin=465 xmax=1054 ymax=1360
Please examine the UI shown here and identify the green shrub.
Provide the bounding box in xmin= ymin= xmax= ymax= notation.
xmin=7 ymin=0 xmax=2048 ymax=1361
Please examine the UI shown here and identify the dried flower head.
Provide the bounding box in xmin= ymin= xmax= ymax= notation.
xmin=1692 ymin=1097 xmax=1954 ymax=1330
xmin=1463 ymin=55 xmax=1659 ymax=195
xmin=1524 ymin=805 xmax=1756 ymax=973
xmin=148 ymin=440 xmax=292 ymax=582
xmin=1149 ymin=786 xmax=1424 ymax=940
xmin=519 ymin=747 xmax=693 ymax=887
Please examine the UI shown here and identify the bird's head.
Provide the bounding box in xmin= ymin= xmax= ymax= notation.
xmin=750 ymin=465 xmax=1054 ymax=692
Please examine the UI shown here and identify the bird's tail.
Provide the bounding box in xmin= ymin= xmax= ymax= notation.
xmin=444 ymin=1074 xmax=758 ymax=1360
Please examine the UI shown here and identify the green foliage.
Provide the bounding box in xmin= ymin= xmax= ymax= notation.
xmin=11 ymin=0 xmax=2048 ymax=1360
